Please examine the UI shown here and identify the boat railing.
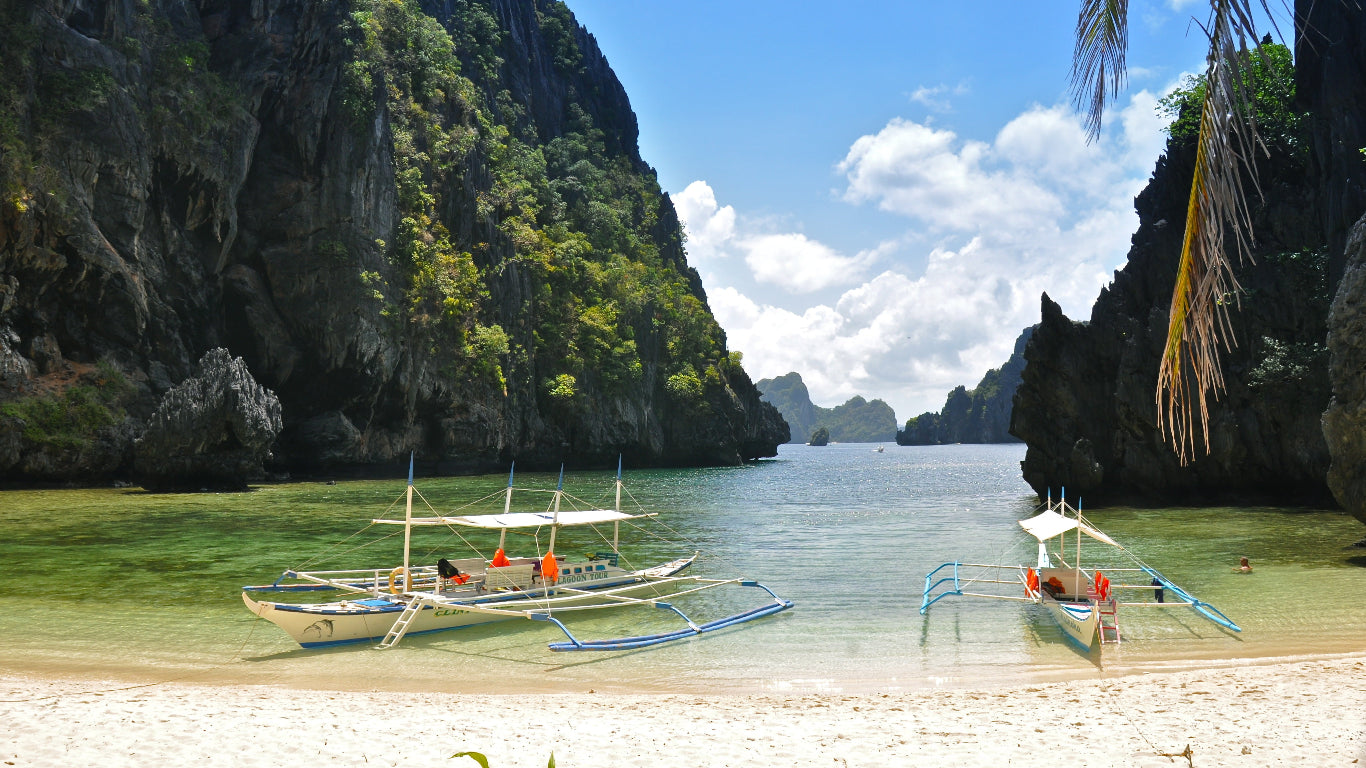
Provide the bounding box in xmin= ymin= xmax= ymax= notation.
xmin=920 ymin=562 xmax=1037 ymax=615
xmin=245 ymin=565 xmax=444 ymax=594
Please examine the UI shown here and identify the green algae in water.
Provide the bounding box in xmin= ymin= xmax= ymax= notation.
xmin=1 ymin=445 xmax=1363 ymax=693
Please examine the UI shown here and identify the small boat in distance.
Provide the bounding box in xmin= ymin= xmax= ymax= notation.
xmin=243 ymin=457 xmax=793 ymax=651
xmin=920 ymin=493 xmax=1239 ymax=650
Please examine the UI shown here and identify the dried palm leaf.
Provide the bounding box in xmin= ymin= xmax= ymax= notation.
xmin=1156 ymin=2 xmax=1269 ymax=462
xmin=1070 ymin=0 xmax=1280 ymax=462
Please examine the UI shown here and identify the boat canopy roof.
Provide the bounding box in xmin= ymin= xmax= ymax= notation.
xmin=373 ymin=509 xmax=648 ymax=529
xmin=1018 ymin=508 xmax=1119 ymax=547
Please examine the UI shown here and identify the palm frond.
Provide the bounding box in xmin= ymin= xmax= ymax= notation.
xmin=1155 ymin=0 xmax=1272 ymax=463
xmin=1070 ymin=0 xmax=1129 ymax=143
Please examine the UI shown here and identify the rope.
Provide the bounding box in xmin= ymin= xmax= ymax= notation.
xmin=292 ymin=488 xmax=412 ymax=570
xmin=1097 ymin=678 xmax=1185 ymax=764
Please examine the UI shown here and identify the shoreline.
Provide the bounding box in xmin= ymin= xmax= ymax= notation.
xmin=4 ymin=637 xmax=1366 ymax=697
xmin=3 ymin=652 xmax=1363 ymax=767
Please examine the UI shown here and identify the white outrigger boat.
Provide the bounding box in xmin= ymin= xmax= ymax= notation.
xmin=920 ymin=493 xmax=1239 ymax=650
xmin=244 ymin=459 xmax=793 ymax=650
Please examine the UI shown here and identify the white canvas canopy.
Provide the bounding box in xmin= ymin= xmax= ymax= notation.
xmin=1018 ymin=508 xmax=1119 ymax=547
xmin=373 ymin=509 xmax=647 ymax=528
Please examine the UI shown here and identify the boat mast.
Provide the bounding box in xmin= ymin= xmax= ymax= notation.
xmin=545 ymin=464 xmax=564 ymax=598
xmin=500 ymin=462 xmax=514 ymax=552
xmin=548 ymin=464 xmax=563 ymax=554
xmin=1075 ymin=495 xmax=1082 ymax=584
xmin=403 ymin=452 xmax=414 ymax=591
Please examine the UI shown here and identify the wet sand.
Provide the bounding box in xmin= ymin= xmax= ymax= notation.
xmin=2 ymin=653 xmax=1362 ymax=767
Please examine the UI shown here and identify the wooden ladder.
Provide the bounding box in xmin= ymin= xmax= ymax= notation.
xmin=1098 ymin=598 xmax=1121 ymax=644
xmin=377 ymin=597 xmax=428 ymax=649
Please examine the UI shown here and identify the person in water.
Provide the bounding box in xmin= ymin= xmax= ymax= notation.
xmin=1233 ymin=556 xmax=1253 ymax=573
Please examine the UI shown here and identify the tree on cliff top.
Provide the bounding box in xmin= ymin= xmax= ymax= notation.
xmin=1070 ymin=0 xmax=1277 ymax=463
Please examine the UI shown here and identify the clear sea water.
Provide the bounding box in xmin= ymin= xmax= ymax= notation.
xmin=1 ymin=443 xmax=1363 ymax=694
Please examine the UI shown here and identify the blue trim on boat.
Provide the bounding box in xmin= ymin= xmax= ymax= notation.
xmin=1141 ymin=566 xmax=1241 ymax=632
xmin=920 ymin=562 xmax=963 ymax=614
xmin=297 ymin=618 xmax=505 ymax=649
xmin=540 ymin=581 xmax=794 ymax=651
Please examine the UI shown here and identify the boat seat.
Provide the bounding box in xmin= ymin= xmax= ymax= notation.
xmin=484 ymin=564 xmax=535 ymax=591
xmin=439 ymin=557 xmax=487 ymax=577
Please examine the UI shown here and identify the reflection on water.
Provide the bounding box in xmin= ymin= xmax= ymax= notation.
xmin=1 ymin=443 xmax=1363 ymax=694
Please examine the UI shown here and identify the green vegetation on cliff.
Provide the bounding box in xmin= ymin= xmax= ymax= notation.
xmin=339 ymin=0 xmax=727 ymax=408
xmin=0 ymin=363 xmax=131 ymax=451
xmin=0 ymin=0 xmax=784 ymax=478
xmin=1158 ymin=41 xmax=1301 ymax=152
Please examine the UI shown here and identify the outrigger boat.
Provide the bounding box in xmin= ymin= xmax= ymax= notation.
xmin=243 ymin=458 xmax=793 ymax=651
xmin=920 ymin=492 xmax=1239 ymax=650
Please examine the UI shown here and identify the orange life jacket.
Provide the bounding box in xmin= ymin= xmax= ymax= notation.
xmin=491 ymin=548 xmax=511 ymax=568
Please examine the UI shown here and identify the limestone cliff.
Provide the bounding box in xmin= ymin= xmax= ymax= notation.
xmin=1012 ymin=4 xmax=1366 ymax=524
xmin=0 ymin=0 xmax=786 ymax=482
xmin=1299 ymin=0 xmax=1366 ymax=526
xmin=897 ymin=327 xmax=1030 ymax=446
xmin=1011 ymin=40 xmax=1335 ymax=506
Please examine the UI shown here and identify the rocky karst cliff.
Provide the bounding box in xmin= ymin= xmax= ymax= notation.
xmin=1011 ymin=39 xmax=1338 ymax=507
xmin=898 ymin=327 xmax=1031 ymax=446
xmin=0 ymin=0 xmax=786 ymax=483
xmin=1011 ymin=1 xmax=1366 ymax=526
xmin=1299 ymin=0 xmax=1366 ymax=527
xmin=133 ymin=347 xmax=282 ymax=490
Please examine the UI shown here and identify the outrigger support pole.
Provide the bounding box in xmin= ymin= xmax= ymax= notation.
xmin=534 ymin=581 xmax=794 ymax=651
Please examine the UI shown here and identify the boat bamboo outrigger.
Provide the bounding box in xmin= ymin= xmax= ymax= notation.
xmin=920 ymin=491 xmax=1239 ymax=650
xmin=243 ymin=457 xmax=794 ymax=650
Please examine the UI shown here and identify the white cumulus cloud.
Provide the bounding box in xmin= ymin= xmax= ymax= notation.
xmin=673 ymin=180 xmax=736 ymax=262
xmin=676 ymin=180 xmax=874 ymax=294
xmin=838 ymin=118 xmax=1062 ymax=232
xmin=740 ymin=233 xmax=870 ymax=294
xmin=695 ymin=90 xmax=1169 ymax=419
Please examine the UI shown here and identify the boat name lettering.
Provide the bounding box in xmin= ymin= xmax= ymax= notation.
xmin=558 ymin=572 xmax=607 ymax=585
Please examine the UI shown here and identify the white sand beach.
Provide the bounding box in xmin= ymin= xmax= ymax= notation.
xmin=2 ymin=653 xmax=1362 ymax=767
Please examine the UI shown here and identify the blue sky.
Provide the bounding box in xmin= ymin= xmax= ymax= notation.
xmin=564 ymin=0 xmax=1290 ymax=421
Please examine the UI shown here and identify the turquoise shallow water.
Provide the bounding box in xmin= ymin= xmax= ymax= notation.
xmin=1 ymin=443 xmax=1363 ymax=694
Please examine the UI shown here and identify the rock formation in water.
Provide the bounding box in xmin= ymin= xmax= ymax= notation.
xmin=897 ymin=327 xmax=1031 ymax=446
xmin=756 ymin=372 xmax=897 ymax=443
xmin=133 ymin=347 xmax=282 ymax=490
xmin=0 ymin=0 xmax=786 ymax=484
xmin=808 ymin=426 xmax=829 ymax=447
xmin=1011 ymin=37 xmax=1339 ymax=507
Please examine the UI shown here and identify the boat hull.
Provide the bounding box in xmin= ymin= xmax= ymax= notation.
xmin=1040 ymin=592 xmax=1098 ymax=650
xmin=245 ymin=559 xmax=696 ymax=648
xmin=245 ymin=592 xmax=518 ymax=647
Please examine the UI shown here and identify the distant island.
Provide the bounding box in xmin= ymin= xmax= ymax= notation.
xmin=897 ymin=328 xmax=1031 ymax=446
xmin=756 ymin=373 xmax=897 ymax=443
